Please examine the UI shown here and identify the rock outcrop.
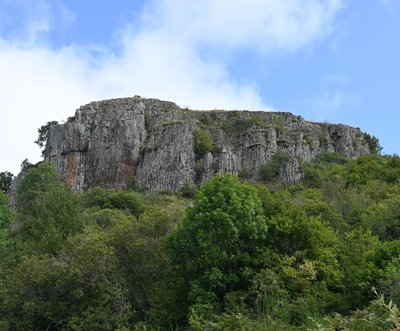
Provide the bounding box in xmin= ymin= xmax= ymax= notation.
xmin=44 ymin=96 xmax=370 ymax=192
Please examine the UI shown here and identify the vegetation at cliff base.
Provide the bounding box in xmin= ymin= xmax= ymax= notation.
xmin=2 ymin=155 xmax=400 ymax=329
xmin=0 ymin=171 xmax=14 ymax=194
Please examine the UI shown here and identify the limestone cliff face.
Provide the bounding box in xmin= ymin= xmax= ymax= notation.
xmin=44 ymin=96 xmax=370 ymax=192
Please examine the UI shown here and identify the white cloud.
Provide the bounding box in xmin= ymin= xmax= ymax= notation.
xmin=140 ymin=0 xmax=343 ymax=53
xmin=0 ymin=0 xmax=343 ymax=174
xmin=0 ymin=0 xmax=53 ymax=45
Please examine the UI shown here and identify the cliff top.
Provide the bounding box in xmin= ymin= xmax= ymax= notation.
xmin=42 ymin=96 xmax=371 ymax=193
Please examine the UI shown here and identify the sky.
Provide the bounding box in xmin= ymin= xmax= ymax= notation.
xmin=1 ymin=0 xmax=399 ymax=175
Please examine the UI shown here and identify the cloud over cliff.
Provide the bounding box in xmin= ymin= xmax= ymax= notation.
xmin=0 ymin=0 xmax=343 ymax=173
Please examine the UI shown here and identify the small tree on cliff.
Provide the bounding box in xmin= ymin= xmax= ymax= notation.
xmin=34 ymin=121 xmax=58 ymax=156
xmin=363 ymin=133 xmax=383 ymax=154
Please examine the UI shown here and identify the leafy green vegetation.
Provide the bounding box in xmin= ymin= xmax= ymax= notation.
xmin=318 ymin=133 xmax=329 ymax=149
xmin=180 ymin=181 xmax=198 ymax=198
xmin=363 ymin=132 xmax=383 ymax=154
xmin=2 ymin=156 xmax=400 ymax=329
xmin=196 ymin=111 xmax=218 ymax=126
xmin=304 ymin=134 xmax=313 ymax=150
xmin=144 ymin=110 xmax=153 ymax=132
xmin=166 ymin=176 xmax=268 ymax=326
xmin=0 ymin=171 xmax=14 ymax=194
xmin=238 ymin=166 xmax=252 ymax=179
xmin=0 ymin=192 xmax=13 ymax=248
xmin=193 ymin=128 xmax=214 ymax=158
xmin=272 ymin=114 xmax=285 ymax=133
xmin=260 ymin=150 xmax=291 ymax=181
xmin=221 ymin=115 xmax=267 ymax=133
xmin=34 ymin=121 xmax=59 ymax=156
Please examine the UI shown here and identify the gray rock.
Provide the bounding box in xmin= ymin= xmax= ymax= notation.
xmin=42 ymin=96 xmax=370 ymax=193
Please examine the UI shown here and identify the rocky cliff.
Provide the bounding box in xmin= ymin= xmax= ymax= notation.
xmin=44 ymin=96 xmax=370 ymax=192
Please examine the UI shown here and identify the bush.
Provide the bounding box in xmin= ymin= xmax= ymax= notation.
xmin=193 ymin=128 xmax=214 ymax=158
xmin=331 ymin=295 xmax=400 ymax=331
xmin=260 ymin=151 xmax=291 ymax=181
xmin=238 ymin=166 xmax=252 ymax=179
xmin=181 ymin=181 xmax=198 ymax=198
xmin=80 ymin=188 xmax=144 ymax=217
xmin=273 ymin=114 xmax=285 ymax=133
xmin=315 ymin=152 xmax=349 ymax=165
xmin=144 ymin=111 xmax=153 ymax=132
xmin=222 ymin=116 xmax=267 ymax=133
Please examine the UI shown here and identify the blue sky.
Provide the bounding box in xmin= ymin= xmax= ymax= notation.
xmin=1 ymin=0 xmax=399 ymax=175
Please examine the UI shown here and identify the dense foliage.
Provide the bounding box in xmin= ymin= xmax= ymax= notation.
xmin=193 ymin=128 xmax=214 ymax=158
xmin=0 ymin=171 xmax=14 ymax=194
xmin=2 ymin=155 xmax=400 ymax=329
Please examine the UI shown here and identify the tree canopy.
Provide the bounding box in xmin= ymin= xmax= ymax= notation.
xmin=1 ymin=156 xmax=400 ymax=330
xmin=0 ymin=171 xmax=14 ymax=194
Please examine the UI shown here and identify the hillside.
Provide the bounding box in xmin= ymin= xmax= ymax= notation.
xmin=2 ymin=152 xmax=400 ymax=329
xmin=3 ymin=97 xmax=400 ymax=330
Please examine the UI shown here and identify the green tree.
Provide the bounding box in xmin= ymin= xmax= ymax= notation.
xmin=0 ymin=171 xmax=14 ymax=194
xmin=167 ymin=175 xmax=268 ymax=324
xmin=113 ymin=206 xmax=184 ymax=322
xmin=0 ymin=192 xmax=13 ymax=248
xmin=20 ymin=158 xmax=33 ymax=172
xmin=360 ymin=196 xmax=400 ymax=240
xmin=254 ymin=187 xmax=343 ymax=323
xmin=368 ymin=240 xmax=400 ymax=306
xmin=338 ymin=229 xmax=380 ymax=312
xmin=1 ymin=198 xmax=185 ymax=330
xmin=15 ymin=162 xmax=83 ymax=255
xmin=1 ymin=227 xmax=132 ymax=330
xmin=363 ymin=132 xmax=383 ymax=154
xmin=34 ymin=120 xmax=58 ymax=156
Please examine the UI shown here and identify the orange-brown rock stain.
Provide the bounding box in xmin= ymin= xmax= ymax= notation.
xmin=65 ymin=152 xmax=79 ymax=188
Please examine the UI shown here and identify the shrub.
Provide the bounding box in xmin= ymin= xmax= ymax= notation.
xmin=80 ymin=188 xmax=144 ymax=217
xmin=273 ymin=114 xmax=285 ymax=133
xmin=260 ymin=151 xmax=291 ymax=181
xmin=304 ymin=135 xmax=313 ymax=150
xmin=144 ymin=111 xmax=153 ymax=132
xmin=318 ymin=134 xmax=329 ymax=149
xmin=238 ymin=166 xmax=252 ymax=179
xmin=194 ymin=128 xmax=214 ymax=158
xmin=181 ymin=181 xmax=198 ymax=198
xmin=222 ymin=116 xmax=267 ymax=133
